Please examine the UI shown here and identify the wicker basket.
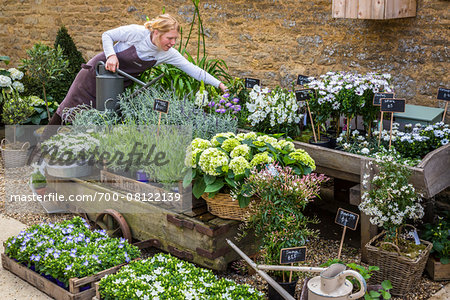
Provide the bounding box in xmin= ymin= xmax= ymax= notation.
xmin=1 ymin=139 xmax=30 ymax=169
xmin=202 ymin=192 xmax=252 ymax=221
xmin=365 ymin=226 xmax=432 ymax=296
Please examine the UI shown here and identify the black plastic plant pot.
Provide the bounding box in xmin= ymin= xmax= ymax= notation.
xmin=268 ymin=280 xmax=297 ymax=300
xmin=308 ymin=136 xmax=331 ymax=148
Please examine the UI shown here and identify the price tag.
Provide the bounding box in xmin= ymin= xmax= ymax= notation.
xmin=373 ymin=92 xmax=394 ymax=106
xmin=245 ymin=77 xmax=261 ymax=89
xmin=335 ymin=208 xmax=359 ymax=230
xmin=412 ymin=230 xmax=421 ymax=245
xmin=280 ymin=246 xmax=306 ymax=264
xmin=437 ymin=87 xmax=450 ymax=101
xmin=380 ymin=98 xmax=406 ymax=113
xmin=154 ymin=99 xmax=170 ymax=114
xmin=297 ymin=75 xmax=311 ymax=86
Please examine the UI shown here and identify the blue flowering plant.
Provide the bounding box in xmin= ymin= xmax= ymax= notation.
xmin=4 ymin=217 xmax=140 ymax=288
xmin=183 ymin=131 xmax=317 ymax=207
xmin=98 ymin=253 xmax=265 ymax=299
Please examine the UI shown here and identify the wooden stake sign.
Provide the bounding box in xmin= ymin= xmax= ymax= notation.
xmin=335 ymin=208 xmax=359 ymax=259
xmin=280 ymin=246 xmax=307 ymax=282
xmin=244 ymin=77 xmax=261 ymax=89
xmin=374 ymin=92 xmax=395 ymax=146
xmin=437 ymin=87 xmax=450 ymax=122
xmin=297 ymin=75 xmax=311 ymax=86
xmin=380 ymin=98 xmax=405 ymax=149
xmin=153 ymin=98 xmax=170 ymax=136
xmin=295 ymin=89 xmax=317 ymax=143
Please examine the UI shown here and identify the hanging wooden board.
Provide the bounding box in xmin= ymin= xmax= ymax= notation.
xmin=332 ymin=0 xmax=417 ymax=19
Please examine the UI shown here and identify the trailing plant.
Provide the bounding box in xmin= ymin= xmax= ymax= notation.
xmin=21 ymin=43 xmax=69 ymax=120
xmin=98 ymin=253 xmax=264 ymax=299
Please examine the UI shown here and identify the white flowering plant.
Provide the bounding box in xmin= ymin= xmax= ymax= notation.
xmin=98 ymin=253 xmax=265 ymax=299
xmin=0 ymin=67 xmax=25 ymax=96
xmin=5 ymin=217 xmax=140 ymax=289
xmin=246 ymin=85 xmax=303 ymax=136
xmin=306 ymin=71 xmax=392 ymax=138
xmin=183 ymin=131 xmax=316 ymax=207
xmin=359 ymin=152 xmax=424 ymax=246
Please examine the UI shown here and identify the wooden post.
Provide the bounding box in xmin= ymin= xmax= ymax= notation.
xmin=378 ymin=111 xmax=384 ymax=146
xmin=337 ymin=226 xmax=347 ymax=260
xmin=306 ymin=100 xmax=317 ymax=143
xmin=157 ymin=112 xmax=162 ymax=136
xmin=289 ymin=263 xmax=293 ymax=282
xmin=443 ymin=102 xmax=448 ymax=122
xmin=388 ymin=113 xmax=394 ymax=149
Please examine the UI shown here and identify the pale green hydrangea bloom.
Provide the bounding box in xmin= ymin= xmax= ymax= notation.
xmin=288 ymin=149 xmax=316 ymax=170
xmin=229 ymin=156 xmax=250 ymax=175
xmin=250 ymin=152 xmax=274 ymax=167
xmin=184 ymin=147 xmax=204 ymax=168
xmin=256 ymin=135 xmax=281 ymax=150
xmin=198 ymin=148 xmax=229 ymax=176
xmin=230 ymin=144 xmax=250 ymax=159
xmin=190 ymin=138 xmax=212 ymax=151
xmin=278 ymin=139 xmax=295 ymax=152
xmin=211 ymin=132 xmax=236 ymax=146
xmin=221 ymin=138 xmax=241 ymax=152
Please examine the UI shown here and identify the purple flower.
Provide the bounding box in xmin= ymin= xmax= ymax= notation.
xmin=223 ymin=93 xmax=230 ymax=98
xmin=220 ymin=108 xmax=227 ymax=114
xmin=234 ymin=105 xmax=242 ymax=112
xmin=225 ymin=102 xmax=232 ymax=108
xmin=83 ymin=260 xmax=89 ymax=266
xmin=215 ymin=109 xmax=221 ymax=113
xmin=65 ymin=264 xmax=73 ymax=271
xmin=232 ymin=98 xmax=239 ymax=104
xmin=219 ymin=99 xmax=226 ymax=104
xmin=31 ymin=254 xmax=41 ymax=262
xmin=208 ymin=101 xmax=215 ymax=107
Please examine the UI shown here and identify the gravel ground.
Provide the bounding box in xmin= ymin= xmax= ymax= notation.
xmin=0 ymin=152 xmax=448 ymax=299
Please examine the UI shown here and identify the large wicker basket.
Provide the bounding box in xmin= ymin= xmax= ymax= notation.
xmin=201 ymin=192 xmax=252 ymax=221
xmin=365 ymin=227 xmax=432 ymax=296
xmin=1 ymin=139 xmax=30 ymax=169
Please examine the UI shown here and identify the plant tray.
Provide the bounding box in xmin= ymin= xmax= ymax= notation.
xmin=100 ymin=170 xmax=204 ymax=212
xmin=1 ymin=253 xmax=129 ymax=300
xmin=425 ymin=256 xmax=450 ymax=281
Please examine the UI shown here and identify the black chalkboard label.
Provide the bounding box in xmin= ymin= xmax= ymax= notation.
xmin=437 ymin=87 xmax=450 ymax=101
xmin=373 ymin=92 xmax=394 ymax=106
xmin=245 ymin=78 xmax=261 ymax=89
xmin=381 ymin=98 xmax=405 ymax=113
xmin=295 ymin=89 xmax=315 ymax=102
xmin=297 ymin=75 xmax=311 ymax=86
xmin=335 ymin=208 xmax=359 ymax=230
xmin=154 ymin=99 xmax=169 ymax=114
xmin=280 ymin=247 xmax=307 ymax=264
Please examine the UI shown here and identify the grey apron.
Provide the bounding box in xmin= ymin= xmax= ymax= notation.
xmin=56 ymin=45 xmax=156 ymax=116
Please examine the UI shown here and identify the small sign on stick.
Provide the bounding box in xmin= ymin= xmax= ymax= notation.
xmin=280 ymin=246 xmax=307 ymax=282
xmin=153 ymin=99 xmax=170 ymax=136
xmin=297 ymin=75 xmax=311 ymax=86
xmin=244 ymin=77 xmax=261 ymax=89
xmin=295 ymin=89 xmax=317 ymax=142
xmin=437 ymin=87 xmax=450 ymax=122
xmin=381 ymin=98 xmax=406 ymax=149
xmin=373 ymin=92 xmax=394 ymax=106
xmin=335 ymin=208 xmax=359 ymax=259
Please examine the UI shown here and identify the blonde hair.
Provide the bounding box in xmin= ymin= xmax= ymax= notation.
xmin=144 ymin=14 xmax=180 ymax=33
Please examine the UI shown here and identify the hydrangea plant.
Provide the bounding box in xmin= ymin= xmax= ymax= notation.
xmin=184 ymin=131 xmax=316 ymax=207
xmin=4 ymin=217 xmax=140 ymax=288
xmin=98 ymin=253 xmax=265 ymax=299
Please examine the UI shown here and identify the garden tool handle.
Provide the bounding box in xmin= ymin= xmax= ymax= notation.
xmin=95 ymin=61 xmax=146 ymax=86
xmin=340 ymin=270 xmax=366 ymax=299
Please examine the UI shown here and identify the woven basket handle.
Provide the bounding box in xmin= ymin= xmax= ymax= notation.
xmin=21 ymin=141 xmax=30 ymax=150
xmin=400 ymin=224 xmax=417 ymax=234
xmin=379 ymin=241 xmax=401 ymax=255
xmin=1 ymin=138 xmax=9 ymax=148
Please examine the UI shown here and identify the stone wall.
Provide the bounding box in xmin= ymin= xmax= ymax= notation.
xmin=1 ymin=0 xmax=449 ymax=107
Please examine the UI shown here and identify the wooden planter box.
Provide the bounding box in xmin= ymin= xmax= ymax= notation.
xmin=332 ymin=0 xmax=417 ymax=19
xmin=1 ymin=253 xmax=129 ymax=300
xmin=425 ymin=256 xmax=450 ymax=281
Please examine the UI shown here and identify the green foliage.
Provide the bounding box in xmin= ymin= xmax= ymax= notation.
xmin=0 ymin=56 xmax=10 ymax=64
xmin=21 ymin=43 xmax=69 ymax=119
xmin=23 ymin=96 xmax=59 ymax=125
xmin=422 ymin=212 xmax=450 ymax=264
xmin=31 ymin=170 xmax=46 ymax=189
xmin=1 ymin=89 xmax=34 ymax=126
xmin=54 ymin=25 xmax=85 ymax=81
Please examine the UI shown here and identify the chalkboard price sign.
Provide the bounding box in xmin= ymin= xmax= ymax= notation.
xmin=381 ymin=98 xmax=406 ymax=113
xmin=245 ymin=78 xmax=261 ymax=89
xmin=373 ymin=92 xmax=394 ymax=106
xmin=154 ymin=99 xmax=169 ymax=114
xmin=335 ymin=208 xmax=359 ymax=230
xmin=280 ymin=246 xmax=307 ymax=264
xmin=297 ymin=75 xmax=311 ymax=86
xmin=295 ymin=89 xmax=315 ymax=102
xmin=437 ymin=87 xmax=450 ymax=101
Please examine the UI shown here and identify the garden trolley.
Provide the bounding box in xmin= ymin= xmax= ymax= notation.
xmin=46 ymin=171 xmax=258 ymax=271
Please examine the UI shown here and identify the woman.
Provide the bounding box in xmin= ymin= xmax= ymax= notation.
xmin=49 ymin=14 xmax=227 ymax=125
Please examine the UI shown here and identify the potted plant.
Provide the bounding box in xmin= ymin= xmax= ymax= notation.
xmin=183 ymin=131 xmax=317 ymax=220
xmin=31 ymin=168 xmax=47 ymax=196
xmin=240 ymin=163 xmax=329 ymax=299
xmin=359 ymin=151 xmax=432 ymax=296
xmin=421 ymin=213 xmax=450 ymax=281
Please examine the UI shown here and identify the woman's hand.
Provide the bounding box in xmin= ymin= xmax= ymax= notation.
xmin=106 ymin=54 xmax=119 ymax=72
xmin=219 ymin=82 xmax=228 ymax=93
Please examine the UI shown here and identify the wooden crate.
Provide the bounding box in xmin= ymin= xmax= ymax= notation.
xmin=426 ymin=256 xmax=450 ymax=281
xmin=100 ymin=170 xmax=205 ymax=212
xmin=332 ymin=0 xmax=417 ymax=19
xmin=1 ymin=253 xmax=129 ymax=300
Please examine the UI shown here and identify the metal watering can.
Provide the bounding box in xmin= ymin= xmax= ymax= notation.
xmin=307 ymin=263 xmax=366 ymax=300
xmin=95 ymin=61 xmax=164 ymax=111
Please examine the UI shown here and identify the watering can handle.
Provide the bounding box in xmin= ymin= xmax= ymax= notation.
xmin=341 ymin=270 xmax=366 ymax=299
xmin=95 ymin=61 xmax=147 ymax=87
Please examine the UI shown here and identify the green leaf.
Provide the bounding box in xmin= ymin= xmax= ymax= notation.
xmin=182 ymin=169 xmax=194 ymax=188
xmin=369 ymin=290 xmax=380 ymax=297
xmin=31 ymin=115 xmax=41 ymax=125
xmin=204 ymin=180 xmax=224 ymax=193
xmin=192 ymin=179 xmax=206 ymax=199
xmin=237 ymin=194 xmax=251 ymax=208
xmin=225 ymin=177 xmax=236 ymax=188
xmin=204 ymin=174 xmax=216 ymax=185
xmin=440 ymin=257 xmax=449 ymax=264
xmin=380 ymin=290 xmax=391 ymax=299
xmin=381 ymin=280 xmax=392 ymax=290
